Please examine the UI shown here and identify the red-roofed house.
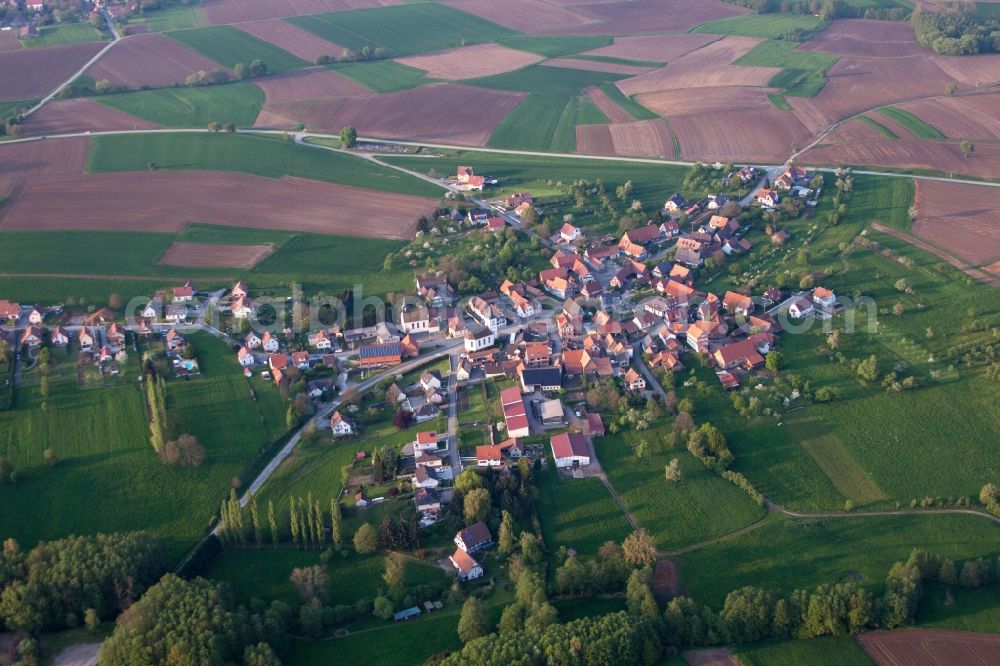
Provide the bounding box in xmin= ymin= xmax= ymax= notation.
xmin=449 ymin=548 xmax=484 ymax=581
xmin=0 ymin=300 xmax=19 ymax=322
xmin=20 ymin=326 xmax=43 ymax=347
xmin=722 ymin=291 xmax=754 ymax=316
xmin=172 ymin=282 xmax=195 ymax=302
xmin=330 ymin=411 xmax=353 ymax=438
xmin=454 ymin=521 xmax=493 ymax=553
xmin=550 ymin=432 xmax=590 ymax=468
xmin=560 ymin=223 xmax=583 ymax=242
xmin=713 ymin=339 xmax=765 ymax=370
xmin=812 ymin=286 xmax=836 ymax=309
xmin=585 ymin=412 xmax=605 ymax=437
xmin=623 ymin=367 xmax=646 ymax=391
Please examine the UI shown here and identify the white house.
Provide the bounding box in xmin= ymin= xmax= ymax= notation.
xmin=232 ymin=297 xmax=254 ymax=319
xmin=237 ymin=347 xmax=255 ymax=367
xmin=142 ymin=300 xmax=161 ymax=321
xmin=330 ymin=411 xmax=353 ymax=438
xmin=414 ymin=430 xmax=441 ymax=452
xmin=419 ymin=372 xmax=442 ymax=394
xmin=172 ymin=282 xmax=195 ymax=303
xmin=399 ymin=306 xmax=432 ymax=334
xmin=449 ymin=548 xmax=484 ymax=581
xmin=560 ymin=223 xmax=583 ymax=243
xmin=166 ymin=303 xmax=188 ymax=324
xmin=464 ymin=326 xmax=495 ymax=352
xmin=308 ymin=330 xmax=332 ymax=350
xmin=469 ymin=296 xmax=506 ymax=332
xmin=812 ymin=286 xmax=836 ymax=309
xmin=232 ymin=281 xmax=249 ymax=300
xmin=550 ymin=432 xmax=591 ymax=468
xmin=245 ymin=331 xmax=262 ymax=349
xmin=788 ymin=297 xmax=814 ymax=319
xmin=454 ymin=521 xmax=492 ymax=554
xmin=50 ymin=327 xmax=69 ymax=346
xmin=27 ymin=307 xmax=44 ymax=325
xmin=261 ymin=331 xmax=280 ymax=353
xmin=414 ymin=466 xmax=440 ymax=489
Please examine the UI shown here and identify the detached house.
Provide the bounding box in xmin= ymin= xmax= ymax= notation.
xmin=464 ymin=326 xmax=495 ymax=353
xmin=788 ymin=297 xmax=814 ymax=319
xmin=20 ymin=326 xmax=43 ymax=347
xmin=399 ymin=305 xmax=433 ymax=334
xmin=624 ymin=367 xmax=646 ymax=392
xmin=27 ymin=307 xmax=44 ymax=325
xmin=51 ymin=327 xmax=69 ymax=347
xmin=106 ymin=323 xmax=126 ymax=346
xmin=237 ymin=347 xmax=255 ymax=368
xmin=454 ymin=521 xmax=492 ymax=554
xmin=261 ymin=331 xmax=280 ymax=353
xmin=560 ymin=223 xmax=583 ymax=242
xmin=449 ymin=549 xmax=484 ymax=581
xmin=308 ymin=330 xmax=332 ymax=350
xmin=231 ymin=281 xmax=249 ymax=300
xmin=172 ymin=282 xmax=195 ymax=303
xmin=78 ymin=328 xmax=95 ymax=351
xmin=812 ymin=286 xmax=836 ymax=310
xmin=722 ymin=291 xmax=754 ymax=317
xmin=232 ymin=297 xmax=255 ymax=320
xmin=330 ymin=411 xmax=354 ymax=438
xmin=0 ymin=300 xmax=20 ymax=323
xmin=757 ymin=189 xmax=780 ymax=208
xmin=664 ymin=193 xmax=687 ymax=213
xmin=469 ymin=296 xmax=506 ymax=332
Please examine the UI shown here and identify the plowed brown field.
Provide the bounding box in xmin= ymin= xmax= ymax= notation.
xmin=820 ymin=117 xmax=886 ymax=143
xmin=637 ymin=86 xmax=778 ymax=116
xmin=255 ymin=68 xmax=370 ymax=102
xmin=682 ymin=648 xmax=739 ymax=666
xmin=902 ymin=92 xmax=1000 ymax=140
xmin=159 ymin=242 xmax=275 ymax=268
xmin=396 ymin=43 xmax=543 ymax=80
xmin=541 ymin=0 xmax=747 ymax=35
xmin=543 ymin=57 xmax=653 ymax=76
xmin=608 ymin=119 xmax=673 ymax=158
xmin=575 ymin=124 xmax=615 ymax=156
xmin=20 ymin=98 xmax=160 ymax=136
xmin=800 ymin=19 xmax=929 ymax=58
xmin=261 ymin=83 xmax=524 ymax=146
xmin=911 ymin=180 xmax=1000 ymax=265
xmin=202 ymin=0 xmax=401 ymax=24
xmin=932 ymin=53 xmax=1000 ymax=87
xmin=234 ymin=19 xmax=340 ymax=63
xmin=616 ymin=36 xmax=776 ymax=96
xmin=0 ymin=137 xmax=89 ymax=194
xmin=86 ymin=33 xmax=224 ymax=88
xmin=0 ymin=30 xmax=22 ymax=52
xmin=0 ymin=172 xmax=435 ymax=239
xmin=802 ymin=139 xmax=1000 ymax=180
xmin=859 ymin=630 xmax=1000 ymax=666
xmin=672 ymin=107 xmax=811 ymax=163
xmin=582 ymin=34 xmax=719 ymax=63
xmin=584 ymin=86 xmax=633 ymax=123
xmin=441 ymin=0 xmax=593 ymax=32
xmin=0 ymin=41 xmax=105 ymax=101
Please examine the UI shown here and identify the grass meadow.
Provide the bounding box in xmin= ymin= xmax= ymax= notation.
xmin=0 ymin=333 xmax=289 ymax=561
xmin=691 ymin=13 xmax=825 ymax=39
xmin=131 ymin=1 xmax=208 ymax=32
xmin=96 ymin=82 xmax=264 ymax=128
xmin=676 ymin=513 xmax=1000 ymax=607
xmin=876 ymin=107 xmax=946 ymax=139
xmin=734 ymin=636 xmax=874 ymax=666
xmin=329 ymin=60 xmax=434 ymax=93
xmin=166 ymin=25 xmax=308 ymax=71
xmin=736 ymin=40 xmax=838 ymax=98
xmin=917 ymin=583 xmax=1000 ymax=633
xmin=286 ymin=3 xmax=514 ymax=58
xmin=599 ymin=425 xmax=768 ymax=550
xmin=23 ymin=22 xmax=106 ymax=47
xmin=84 ymin=132 xmax=443 ymax=196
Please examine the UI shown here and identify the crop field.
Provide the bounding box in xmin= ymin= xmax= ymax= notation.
xmin=581 ymin=33 xmax=719 ymax=63
xmin=859 ymin=630 xmax=1000 ymax=666
xmin=0 ymin=42 xmax=105 ymax=101
xmin=158 ymin=241 xmax=274 ymax=268
xmin=0 ymin=333 xmax=287 ymax=561
xmin=901 ymin=92 xmax=1000 ymax=141
xmin=86 ymin=32 xmax=229 ymax=89
xmin=234 ymin=18 xmax=340 ymax=63
xmin=329 ymin=59 xmax=433 ymax=93
xmin=539 ymin=0 xmax=747 ymax=36
xmin=84 ymin=132 xmax=442 ymax=197
xmin=255 ymin=68 xmax=370 ymax=104
xmin=23 ymin=22 xmax=106 ymax=47
xmin=596 ymin=81 xmax=659 ymax=120
xmin=676 ymin=513 xmax=1000 ymax=607
xmin=599 ymin=427 xmax=766 ymax=550
xmin=469 ymin=64 xmax=626 ymax=98
xmin=691 ymin=13 xmax=825 ymax=39
xmin=96 ymin=82 xmax=264 ymax=127
xmin=670 ymin=105 xmax=812 ymax=163
xmin=396 ymin=43 xmax=543 ymax=81
xmin=875 ymin=106 xmax=945 ymax=139
xmin=166 ymin=24 xmax=308 ymax=71
xmin=286 ymin=3 xmax=515 ymax=58
xmin=21 ymin=98 xmax=160 ymax=136
xmin=440 ymin=0 xmax=593 ymax=32
xmin=913 ymin=180 xmax=1000 ymax=264
xmin=536 ymin=462 xmax=632 ymax=556
xmin=735 ymin=39 xmax=838 ymax=98
xmin=134 ymin=1 xmax=209 ymax=32
xmin=857 ymin=115 xmax=899 ymax=140
xmin=543 ymin=57 xmax=655 ymax=76
xmin=800 ymin=18 xmax=927 ymax=58
xmin=496 ymin=35 xmax=612 ymax=58
xmin=734 ymin=637 xmax=874 ymax=666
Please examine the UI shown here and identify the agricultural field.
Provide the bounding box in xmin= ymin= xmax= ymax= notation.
xmin=875 ymin=106 xmax=946 ymax=139
xmin=917 ymin=583 xmax=1000 ymax=633
xmin=735 ymin=39 xmax=838 ymax=99
xmin=20 ymin=98 xmax=160 ymax=136
xmin=96 ymin=82 xmax=264 ymax=127
xmin=0 ymin=42 xmax=105 ymax=101
xmin=85 ymin=32 xmax=225 ymax=89
xmin=286 ymin=3 xmax=515 ymax=58
xmin=129 ymin=1 xmax=210 ymax=32
xmin=691 ymin=13 xmax=825 ymax=39
xmin=0 ymin=333 xmax=288 ymax=562
xmin=166 ymin=24 xmax=309 ymax=72
xmin=676 ymin=513 xmax=1000 ymax=607
xmin=22 ymin=22 xmax=107 ymax=47
xmin=497 ymin=35 xmax=612 ymax=58
xmin=536 ymin=461 xmax=633 ymax=556
xmin=859 ymin=630 xmax=1000 ymax=666
xmin=329 ymin=59 xmax=434 ymax=93
xmin=734 ymin=636 xmax=874 ymax=666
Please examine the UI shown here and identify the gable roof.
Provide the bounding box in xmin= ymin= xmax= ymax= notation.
xmin=550 ymin=432 xmax=588 ymax=459
xmin=457 ymin=521 xmax=491 ymax=547
xmin=450 ymin=548 xmax=480 ymax=575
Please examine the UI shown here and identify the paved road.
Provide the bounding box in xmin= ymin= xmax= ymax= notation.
xmin=24 ymin=10 xmax=121 ymax=118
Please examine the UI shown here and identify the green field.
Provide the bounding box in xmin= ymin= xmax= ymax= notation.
xmin=676 ymin=513 xmax=1000 ymax=607
xmin=498 ymin=35 xmax=612 ymax=58
xmin=469 ymin=64 xmax=625 ymax=98
xmin=22 ymin=22 xmax=106 ymax=47
xmin=0 ymin=100 xmax=34 ymax=119
xmin=734 ymin=636 xmax=874 ymax=666
xmin=132 ymin=0 xmax=209 ymax=32
xmin=0 ymin=333 xmax=288 ymax=561
xmin=875 ymin=107 xmax=946 ymax=139
xmin=736 ymin=40 xmax=838 ymax=98
xmin=85 ymin=132 xmax=443 ymax=197
xmin=536 ymin=461 xmax=633 ymax=555
xmin=597 ymin=82 xmax=659 ymax=120
xmin=571 ymin=54 xmax=665 ymax=68
xmin=858 ymin=115 xmax=899 ymax=140
xmin=206 ymin=548 xmax=448 ymax=607
xmin=917 ymin=583 xmax=1000 ymax=633
xmin=330 ymin=60 xmax=434 ymax=93
xmin=600 ymin=427 xmax=767 ymax=550
xmin=96 ymin=82 xmax=264 ymax=127
xmin=691 ymin=13 xmax=825 ymax=39
xmin=166 ymin=25 xmax=308 ymax=72
xmin=577 ymin=93 xmax=611 ymax=124
xmin=286 ymin=3 xmax=515 ymax=58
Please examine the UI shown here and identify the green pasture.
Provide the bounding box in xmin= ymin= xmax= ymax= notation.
xmin=875 ymin=107 xmax=946 ymax=139
xmin=917 ymin=582 xmax=1000 ymax=633
xmin=736 ymin=40 xmax=838 ymax=98
xmin=22 ymin=22 xmax=106 ymax=47
xmin=96 ymin=82 xmax=264 ymax=128
xmin=330 ymin=59 xmax=433 ymax=92
xmin=691 ymin=13 xmax=825 ymax=39
xmin=596 ymin=82 xmax=659 ymax=120
xmin=130 ymin=1 xmax=208 ymax=32
xmin=734 ymin=636 xmax=874 ymax=666
xmin=167 ymin=25 xmax=308 ymax=72
xmin=858 ymin=115 xmax=899 ymax=140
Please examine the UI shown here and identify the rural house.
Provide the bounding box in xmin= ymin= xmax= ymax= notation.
xmin=723 ymin=291 xmax=754 ymax=316
xmin=560 ymin=223 xmax=583 ymax=242
xmin=20 ymin=326 xmax=43 ymax=347
xmin=550 ymin=432 xmax=590 ymax=468
xmin=0 ymin=300 xmax=19 ymax=322
xmin=51 ymin=327 xmax=69 ymax=347
xmin=330 ymin=411 xmax=354 ymax=438
xmin=261 ymin=331 xmax=280 ymax=353
xmin=454 ymin=521 xmax=493 ymax=554
xmin=172 ymin=282 xmax=195 ymax=302
xmin=624 ymin=368 xmax=646 ymax=392
xmin=237 ymin=347 xmax=254 ymax=368
xmin=308 ymin=330 xmax=332 ymax=350
xmin=788 ymin=297 xmax=814 ymax=319
xmin=464 ymin=326 xmax=495 ymax=353
xmin=78 ymin=328 xmax=95 ymax=351
xmin=449 ymin=548 xmax=484 ymax=581
xmin=232 ymin=281 xmax=249 ymax=299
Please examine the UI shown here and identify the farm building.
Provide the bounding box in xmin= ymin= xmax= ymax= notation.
xmin=550 ymin=432 xmax=590 ymax=468
xmin=449 ymin=548 xmax=484 ymax=581
xmin=359 ymin=342 xmax=402 ymax=368
xmin=500 ymin=386 xmax=531 ymax=439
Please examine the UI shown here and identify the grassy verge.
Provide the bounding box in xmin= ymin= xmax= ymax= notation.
xmin=129 ymin=0 xmax=208 ymax=32
xmin=596 ymin=82 xmax=659 ymax=121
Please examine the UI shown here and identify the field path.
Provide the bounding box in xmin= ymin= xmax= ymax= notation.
xmin=23 ymin=9 xmax=122 ymax=119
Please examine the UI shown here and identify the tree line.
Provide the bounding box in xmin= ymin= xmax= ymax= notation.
xmin=913 ymin=9 xmax=1000 ymax=55
xmin=722 ymin=0 xmax=910 ymax=21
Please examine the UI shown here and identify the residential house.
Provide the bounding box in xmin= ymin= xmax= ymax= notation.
xmin=165 ymin=328 xmax=185 ymax=352
xmin=137 ymin=320 xmax=153 ymax=337
xmin=464 ymin=326 xmax=495 ymax=353
xmin=142 ymin=299 xmax=161 ymax=321
xmin=414 ymin=430 xmax=441 ymax=452
xmin=659 ymin=218 xmax=680 ymax=238
xmin=50 ymin=327 xmax=69 ymax=347
xmin=231 ymin=281 xmax=249 ymax=300
xmin=416 ymin=276 xmax=455 ymax=308
xmin=485 ymin=216 xmax=506 ymax=232
xmin=722 ymin=291 xmax=754 ymax=317
xmin=0 ymin=300 xmax=19 ymax=323
xmin=232 ymin=297 xmax=255 ymax=319
xmin=399 ymin=305 xmax=433 ymax=334
xmin=550 ymin=432 xmax=590 ymax=468
xmin=476 ymin=445 xmax=504 ymax=467
xmin=355 ymin=491 xmax=371 ymax=508
xmin=20 ymin=326 xmax=43 ymax=347
xmin=505 ymin=192 xmax=532 ymax=209
xmin=400 ymin=334 xmax=419 ymax=358
xmin=449 ymin=548 xmax=484 ymax=581
xmin=674 ymin=238 xmax=704 ymax=268
xmin=523 ymin=341 xmax=551 ymax=366
xmin=757 ymin=189 xmax=780 ymax=207
xmin=359 ymin=342 xmax=402 ymax=368
xmin=419 ymin=372 xmax=442 ymax=394
xmin=454 ymin=522 xmax=493 ymax=554
xmin=376 ymin=321 xmax=401 ymax=344
xmin=261 ymin=331 xmax=280 ymax=353
xmin=469 ymin=296 xmax=506 ymax=332
xmin=413 ymin=487 xmax=442 ymax=514
xmin=623 ymin=367 xmax=646 ymax=391
xmin=166 ymin=303 xmax=188 ymax=324
xmin=27 ymin=306 xmax=44 ymax=325
xmin=171 ymin=282 xmax=195 ymax=302
xmin=414 ymin=466 xmax=440 ymax=489
xmin=812 ymin=286 xmax=836 ymax=309
xmin=560 ymin=223 xmax=583 ymax=243
xmin=788 ymin=297 xmax=814 ymax=319
xmin=291 ymin=351 xmax=310 ymax=370
xmin=78 ymin=328 xmax=95 ymax=351
xmin=738 ymin=165 xmax=757 ymax=183
xmin=466 ymin=208 xmax=490 ymax=225
xmin=308 ymin=330 xmax=332 ymax=350
xmin=330 ymin=411 xmax=354 ymax=437
xmin=713 ymin=339 xmax=765 ymax=370
xmin=669 ymin=264 xmax=692 ymax=284
xmin=447 ymin=316 xmax=468 ymax=339
xmin=237 ymin=347 xmax=255 ymax=368
xmin=723 ymin=238 xmax=753 ymax=255
xmin=518 ymin=365 xmax=562 ymax=393
xmin=106 ymin=323 xmax=126 ymax=346
xmin=686 ymin=321 xmax=711 ymax=352
xmin=664 ymin=193 xmax=687 ymax=213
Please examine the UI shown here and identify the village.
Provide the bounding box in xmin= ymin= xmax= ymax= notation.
xmin=0 ymin=160 xmax=841 ymax=589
